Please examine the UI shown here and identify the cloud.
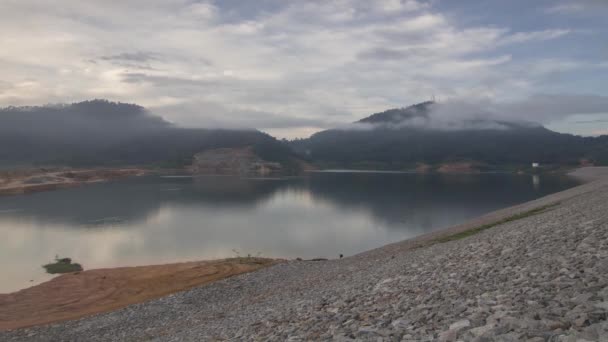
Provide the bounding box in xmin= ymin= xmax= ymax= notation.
xmin=357 ymin=47 xmax=430 ymax=60
xmin=500 ymin=94 xmax=608 ymax=122
xmin=545 ymin=1 xmax=608 ymax=14
xmin=100 ymin=52 xmax=160 ymax=62
xmin=428 ymin=94 xmax=608 ymax=128
xmin=545 ymin=3 xmax=586 ymax=14
xmin=334 ymin=94 xmax=608 ymax=132
xmin=574 ymin=119 xmax=608 ymax=124
xmin=0 ymin=0 xmax=604 ymax=138
xmin=590 ymin=129 xmax=608 ymax=136
xmin=499 ymin=29 xmax=571 ymax=45
xmin=154 ymin=100 xmax=341 ymax=131
xmin=370 ymin=0 xmax=429 ymax=13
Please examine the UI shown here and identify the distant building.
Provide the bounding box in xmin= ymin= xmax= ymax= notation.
xmin=532 ymin=162 xmax=540 ymax=168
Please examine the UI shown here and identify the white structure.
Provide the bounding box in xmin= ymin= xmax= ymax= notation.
xmin=532 ymin=162 xmax=540 ymax=168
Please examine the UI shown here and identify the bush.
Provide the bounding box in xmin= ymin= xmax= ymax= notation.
xmin=42 ymin=256 xmax=83 ymax=274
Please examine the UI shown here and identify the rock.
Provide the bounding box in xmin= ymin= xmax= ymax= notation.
xmin=391 ymin=318 xmax=410 ymax=330
xmin=449 ymin=319 xmax=471 ymax=331
xmin=469 ymin=324 xmax=495 ymax=337
xmin=438 ymin=329 xmax=458 ymax=342
xmin=526 ymin=338 xmax=544 ymax=342
xmin=593 ymin=302 xmax=608 ymax=310
xmin=573 ymin=314 xmax=589 ymax=328
xmin=356 ymin=326 xmax=379 ymax=337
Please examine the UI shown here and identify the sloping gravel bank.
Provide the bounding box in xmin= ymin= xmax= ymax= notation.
xmin=3 ymin=169 xmax=608 ymax=341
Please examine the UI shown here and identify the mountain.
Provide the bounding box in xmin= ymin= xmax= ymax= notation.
xmin=357 ymin=101 xmax=434 ymax=125
xmin=0 ymin=100 xmax=296 ymax=169
xmin=4 ymin=99 xmax=608 ymax=171
xmin=290 ymin=102 xmax=608 ymax=168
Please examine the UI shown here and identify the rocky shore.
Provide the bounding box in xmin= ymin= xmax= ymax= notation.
xmin=2 ymin=168 xmax=608 ymax=341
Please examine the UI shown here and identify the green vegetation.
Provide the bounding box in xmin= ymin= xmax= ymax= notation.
xmin=436 ymin=203 xmax=561 ymax=243
xmin=289 ymin=102 xmax=608 ymax=168
xmin=230 ymin=249 xmax=266 ymax=264
xmin=0 ymin=100 xmax=298 ymax=170
xmin=42 ymin=256 xmax=83 ymax=274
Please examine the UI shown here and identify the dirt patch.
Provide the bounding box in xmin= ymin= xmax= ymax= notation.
xmin=190 ymin=146 xmax=284 ymax=175
xmin=436 ymin=162 xmax=481 ymax=174
xmin=415 ymin=163 xmax=432 ymax=173
xmin=0 ymin=258 xmax=278 ymax=331
xmin=0 ymin=168 xmax=147 ymax=196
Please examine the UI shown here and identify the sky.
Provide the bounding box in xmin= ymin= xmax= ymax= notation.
xmin=0 ymin=0 xmax=607 ymax=138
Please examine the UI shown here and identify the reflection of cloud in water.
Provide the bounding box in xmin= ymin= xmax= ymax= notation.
xmin=304 ymin=173 xmax=577 ymax=232
xmin=0 ymin=209 xmax=22 ymax=214
xmin=0 ymin=176 xmax=286 ymax=227
xmin=0 ymin=172 xmax=579 ymax=292
xmin=0 ymin=222 xmax=143 ymax=292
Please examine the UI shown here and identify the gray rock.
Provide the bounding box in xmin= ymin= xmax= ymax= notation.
xmin=449 ymin=319 xmax=471 ymax=331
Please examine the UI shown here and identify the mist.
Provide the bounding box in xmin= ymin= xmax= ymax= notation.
xmin=0 ymin=99 xmax=287 ymax=167
xmin=0 ymin=99 xmax=171 ymax=146
xmin=330 ymin=94 xmax=608 ymax=133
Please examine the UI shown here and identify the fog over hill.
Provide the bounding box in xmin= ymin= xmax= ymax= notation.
xmin=0 ymin=100 xmax=293 ymax=167
xmin=290 ymin=101 xmax=608 ymax=167
xmin=354 ymin=101 xmax=539 ymax=131
xmin=0 ymin=100 xmax=169 ymax=143
xmin=2 ymin=99 xmax=608 ymax=169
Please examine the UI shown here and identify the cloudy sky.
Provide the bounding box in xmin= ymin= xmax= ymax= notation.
xmin=1 ymin=0 xmax=607 ymax=138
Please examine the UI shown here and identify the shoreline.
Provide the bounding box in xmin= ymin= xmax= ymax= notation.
xmin=0 ymin=164 xmax=579 ymax=197
xmin=356 ymin=166 xmax=607 ymax=260
xmin=1 ymin=167 xmax=606 ymax=337
xmin=0 ymin=258 xmax=279 ymax=331
xmin=0 ymin=168 xmax=149 ymax=196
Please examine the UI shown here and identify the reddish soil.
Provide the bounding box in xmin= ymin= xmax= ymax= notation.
xmin=0 ymin=258 xmax=278 ymax=331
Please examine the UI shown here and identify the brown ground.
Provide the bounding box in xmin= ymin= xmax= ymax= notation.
xmin=436 ymin=161 xmax=481 ymax=174
xmin=415 ymin=163 xmax=432 ymax=173
xmin=0 ymin=258 xmax=278 ymax=331
xmin=0 ymin=168 xmax=147 ymax=196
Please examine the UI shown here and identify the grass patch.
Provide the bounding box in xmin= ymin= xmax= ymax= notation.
xmin=228 ymin=257 xmax=270 ymax=265
xmin=42 ymin=256 xmax=83 ymax=274
xmin=436 ymin=202 xmax=560 ymax=243
xmin=229 ymin=249 xmax=268 ymax=264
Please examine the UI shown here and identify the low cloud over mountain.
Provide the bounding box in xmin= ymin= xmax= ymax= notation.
xmin=1 ymin=1 xmax=606 ymax=138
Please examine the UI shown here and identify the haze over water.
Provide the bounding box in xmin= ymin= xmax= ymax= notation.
xmin=0 ymin=172 xmax=578 ymax=293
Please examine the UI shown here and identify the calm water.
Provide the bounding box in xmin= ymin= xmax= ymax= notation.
xmin=0 ymin=172 xmax=579 ymax=292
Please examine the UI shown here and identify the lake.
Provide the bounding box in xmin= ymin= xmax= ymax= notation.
xmin=0 ymin=172 xmax=579 ymax=293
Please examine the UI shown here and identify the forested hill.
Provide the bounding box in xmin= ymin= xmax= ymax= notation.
xmin=3 ymin=99 xmax=608 ymax=170
xmin=290 ymin=102 xmax=608 ymax=168
xmin=0 ymin=100 xmax=294 ymax=167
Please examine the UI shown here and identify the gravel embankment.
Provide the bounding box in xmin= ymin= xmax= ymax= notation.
xmin=2 ymin=168 xmax=608 ymax=341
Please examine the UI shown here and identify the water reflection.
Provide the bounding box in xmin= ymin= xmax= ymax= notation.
xmin=0 ymin=172 xmax=578 ymax=292
xmin=533 ymin=174 xmax=540 ymax=190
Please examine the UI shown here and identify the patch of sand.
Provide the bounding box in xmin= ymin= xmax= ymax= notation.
xmin=0 ymin=258 xmax=278 ymax=331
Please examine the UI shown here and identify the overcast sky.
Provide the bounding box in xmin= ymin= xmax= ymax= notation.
xmin=1 ymin=0 xmax=607 ymax=138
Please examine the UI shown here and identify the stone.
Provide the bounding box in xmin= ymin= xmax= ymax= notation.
xmin=593 ymin=302 xmax=608 ymax=310
xmin=391 ymin=318 xmax=410 ymax=330
xmin=469 ymin=324 xmax=495 ymax=337
xmin=438 ymin=329 xmax=458 ymax=342
xmin=449 ymin=319 xmax=471 ymax=331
